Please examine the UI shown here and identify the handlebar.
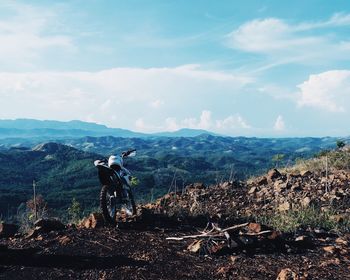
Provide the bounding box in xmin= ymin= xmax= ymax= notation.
xmin=121 ymin=149 xmax=136 ymax=158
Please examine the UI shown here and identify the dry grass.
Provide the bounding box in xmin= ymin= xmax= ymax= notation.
xmin=256 ymin=207 xmax=350 ymax=233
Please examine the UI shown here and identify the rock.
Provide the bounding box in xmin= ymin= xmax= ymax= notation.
xmin=294 ymin=235 xmax=313 ymax=248
xmin=301 ymin=197 xmax=312 ymax=208
xmin=320 ymin=258 xmax=340 ymax=267
xmin=187 ymin=240 xmax=203 ymax=253
xmin=220 ymin=182 xmax=232 ymax=189
xmin=248 ymin=186 xmax=257 ymax=194
xmin=257 ymin=176 xmax=268 ymax=186
xmin=34 ymin=219 xmax=65 ymax=232
xmin=300 ymin=170 xmax=312 ymax=177
xmin=276 ymin=268 xmax=299 ymax=280
xmin=89 ymin=213 xmax=104 ymax=228
xmin=229 ymin=255 xmax=241 ymax=263
xmin=278 ymin=202 xmax=291 ymax=212
xmin=323 ymin=246 xmax=337 ymax=254
xmin=58 ymin=235 xmax=71 ymax=245
xmin=335 ymin=237 xmax=348 ymax=246
xmin=80 ymin=213 xmax=105 ymax=229
xmin=267 ymin=169 xmax=281 ymax=181
xmin=331 ymin=214 xmax=347 ymax=224
xmin=248 ymin=223 xmax=262 ymax=233
xmin=0 ymin=223 xmax=19 ymax=238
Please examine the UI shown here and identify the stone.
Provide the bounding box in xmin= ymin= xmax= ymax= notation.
xmin=89 ymin=213 xmax=105 ymax=228
xmin=300 ymin=170 xmax=312 ymax=177
xmin=0 ymin=223 xmax=19 ymax=238
xmin=256 ymin=176 xmax=268 ymax=186
xmin=58 ymin=235 xmax=71 ymax=245
xmin=331 ymin=214 xmax=347 ymax=224
xmin=276 ymin=268 xmax=299 ymax=280
xmin=301 ymin=197 xmax=312 ymax=208
xmin=267 ymin=169 xmax=281 ymax=181
xmin=320 ymin=258 xmax=340 ymax=267
xmin=248 ymin=186 xmax=257 ymax=194
xmin=80 ymin=213 xmax=105 ymax=229
xmin=278 ymin=202 xmax=291 ymax=212
xmin=323 ymin=246 xmax=337 ymax=254
xmin=335 ymin=237 xmax=348 ymax=246
xmin=248 ymin=222 xmax=262 ymax=233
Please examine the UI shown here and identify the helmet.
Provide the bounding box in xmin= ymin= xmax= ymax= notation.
xmin=108 ymin=155 xmax=123 ymax=170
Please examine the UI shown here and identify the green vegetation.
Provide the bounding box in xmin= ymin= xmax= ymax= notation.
xmin=67 ymin=198 xmax=82 ymax=224
xmin=336 ymin=140 xmax=346 ymax=149
xmin=283 ymin=146 xmax=350 ymax=174
xmin=272 ymin=154 xmax=285 ymax=168
xmin=0 ymin=136 xmax=341 ymax=221
xmin=257 ymin=207 xmax=350 ymax=233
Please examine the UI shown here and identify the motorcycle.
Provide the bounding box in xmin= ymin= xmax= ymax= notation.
xmin=94 ymin=149 xmax=137 ymax=224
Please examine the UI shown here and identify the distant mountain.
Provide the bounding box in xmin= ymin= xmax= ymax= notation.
xmin=152 ymin=128 xmax=217 ymax=137
xmin=0 ymin=119 xmax=218 ymax=140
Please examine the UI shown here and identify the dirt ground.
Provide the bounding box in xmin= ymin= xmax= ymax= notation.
xmin=1 ymin=226 xmax=350 ymax=280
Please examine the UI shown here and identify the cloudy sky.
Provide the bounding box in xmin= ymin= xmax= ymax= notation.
xmin=0 ymin=0 xmax=350 ymax=136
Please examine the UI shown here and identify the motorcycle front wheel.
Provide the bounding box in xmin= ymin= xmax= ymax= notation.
xmin=100 ymin=184 xmax=137 ymax=225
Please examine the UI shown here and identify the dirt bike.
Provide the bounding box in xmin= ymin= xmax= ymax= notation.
xmin=94 ymin=149 xmax=137 ymax=224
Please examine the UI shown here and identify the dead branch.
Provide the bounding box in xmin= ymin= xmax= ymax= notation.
xmin=240 ymin=230 xmax=272 ymax=236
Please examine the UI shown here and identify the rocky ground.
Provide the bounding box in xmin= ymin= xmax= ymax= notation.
xmin=1 ymin=167 xmax=350 ymax=279
xmin=1 ymin=223 xmax=350 ymax=280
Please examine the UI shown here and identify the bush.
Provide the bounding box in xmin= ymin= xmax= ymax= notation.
xmin=256 ymin=207 xmax=350 ymax=233
xmin=67 ymin=198 xmax=82 ymax=224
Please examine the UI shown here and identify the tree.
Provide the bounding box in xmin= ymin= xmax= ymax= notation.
xmin=272 ymin=154 xmax=285 ymax=168
xmin=26 ymin=195 xmax=48 ymax=221
xmin=336 ymin=140 xmax=346 ymax=149
xmin=67 ymin=198 xmax=81 ymax=223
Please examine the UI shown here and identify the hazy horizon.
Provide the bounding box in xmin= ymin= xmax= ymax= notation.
xmin=0 ymin=117 xmax=348 ymax=138
xmin=0 ymin=1 xmax=350 ymax=137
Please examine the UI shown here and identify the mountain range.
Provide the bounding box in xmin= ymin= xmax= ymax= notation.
xmin=0 ymin=118 xmax=348 ymax=221
xmin=0 ymin=119 xmax=215 ymax=140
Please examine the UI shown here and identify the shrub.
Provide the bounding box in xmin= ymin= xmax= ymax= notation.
xmin=67 ymin=198 xmax=82 ymax=224
xmin=256 ymin=207 xmax=350 ymax=233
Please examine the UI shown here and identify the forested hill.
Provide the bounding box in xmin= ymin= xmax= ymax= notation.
xmin=0 ymin=135 xmax=343 ymax=221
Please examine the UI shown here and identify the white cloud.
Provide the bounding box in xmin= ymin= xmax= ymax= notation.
xmin=162 ymin=110 xmax=251 ymax=134
xmin=216 ymin=115 xmax=251 ymax=130
xmin=150 ymin=99 xmax=164 ymax=108
xmin=0 ymin=66 xmax=250 ymax=129
xmin=297 ymin=70 xmax=350 ymax=112
xmin=226 ymin=14 xmax=350 ymax=65
xmin=273 ymin=115 xmax=286 ymax=131
xmin=0 ymin=2 xmax=73 ymax=69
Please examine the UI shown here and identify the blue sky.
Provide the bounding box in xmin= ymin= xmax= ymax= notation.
xmin=0 ymin=0 xmax=350 ymax=136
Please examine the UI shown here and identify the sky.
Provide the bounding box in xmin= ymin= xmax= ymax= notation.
xmin=0 ymin=0 xmax=350 ymax=137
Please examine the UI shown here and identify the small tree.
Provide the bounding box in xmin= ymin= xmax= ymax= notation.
xmin=336 ymin=140 xmax=346 ymax=149
xmin=272 ymin=154 xmax=285 ymax=169
xmin=130 ymin=176 xmax=139 ymax=187
xmin=67 ymin=198 xmax=81 ymax=224
xmin=26 ymin=195 xmax=48 ymax=221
